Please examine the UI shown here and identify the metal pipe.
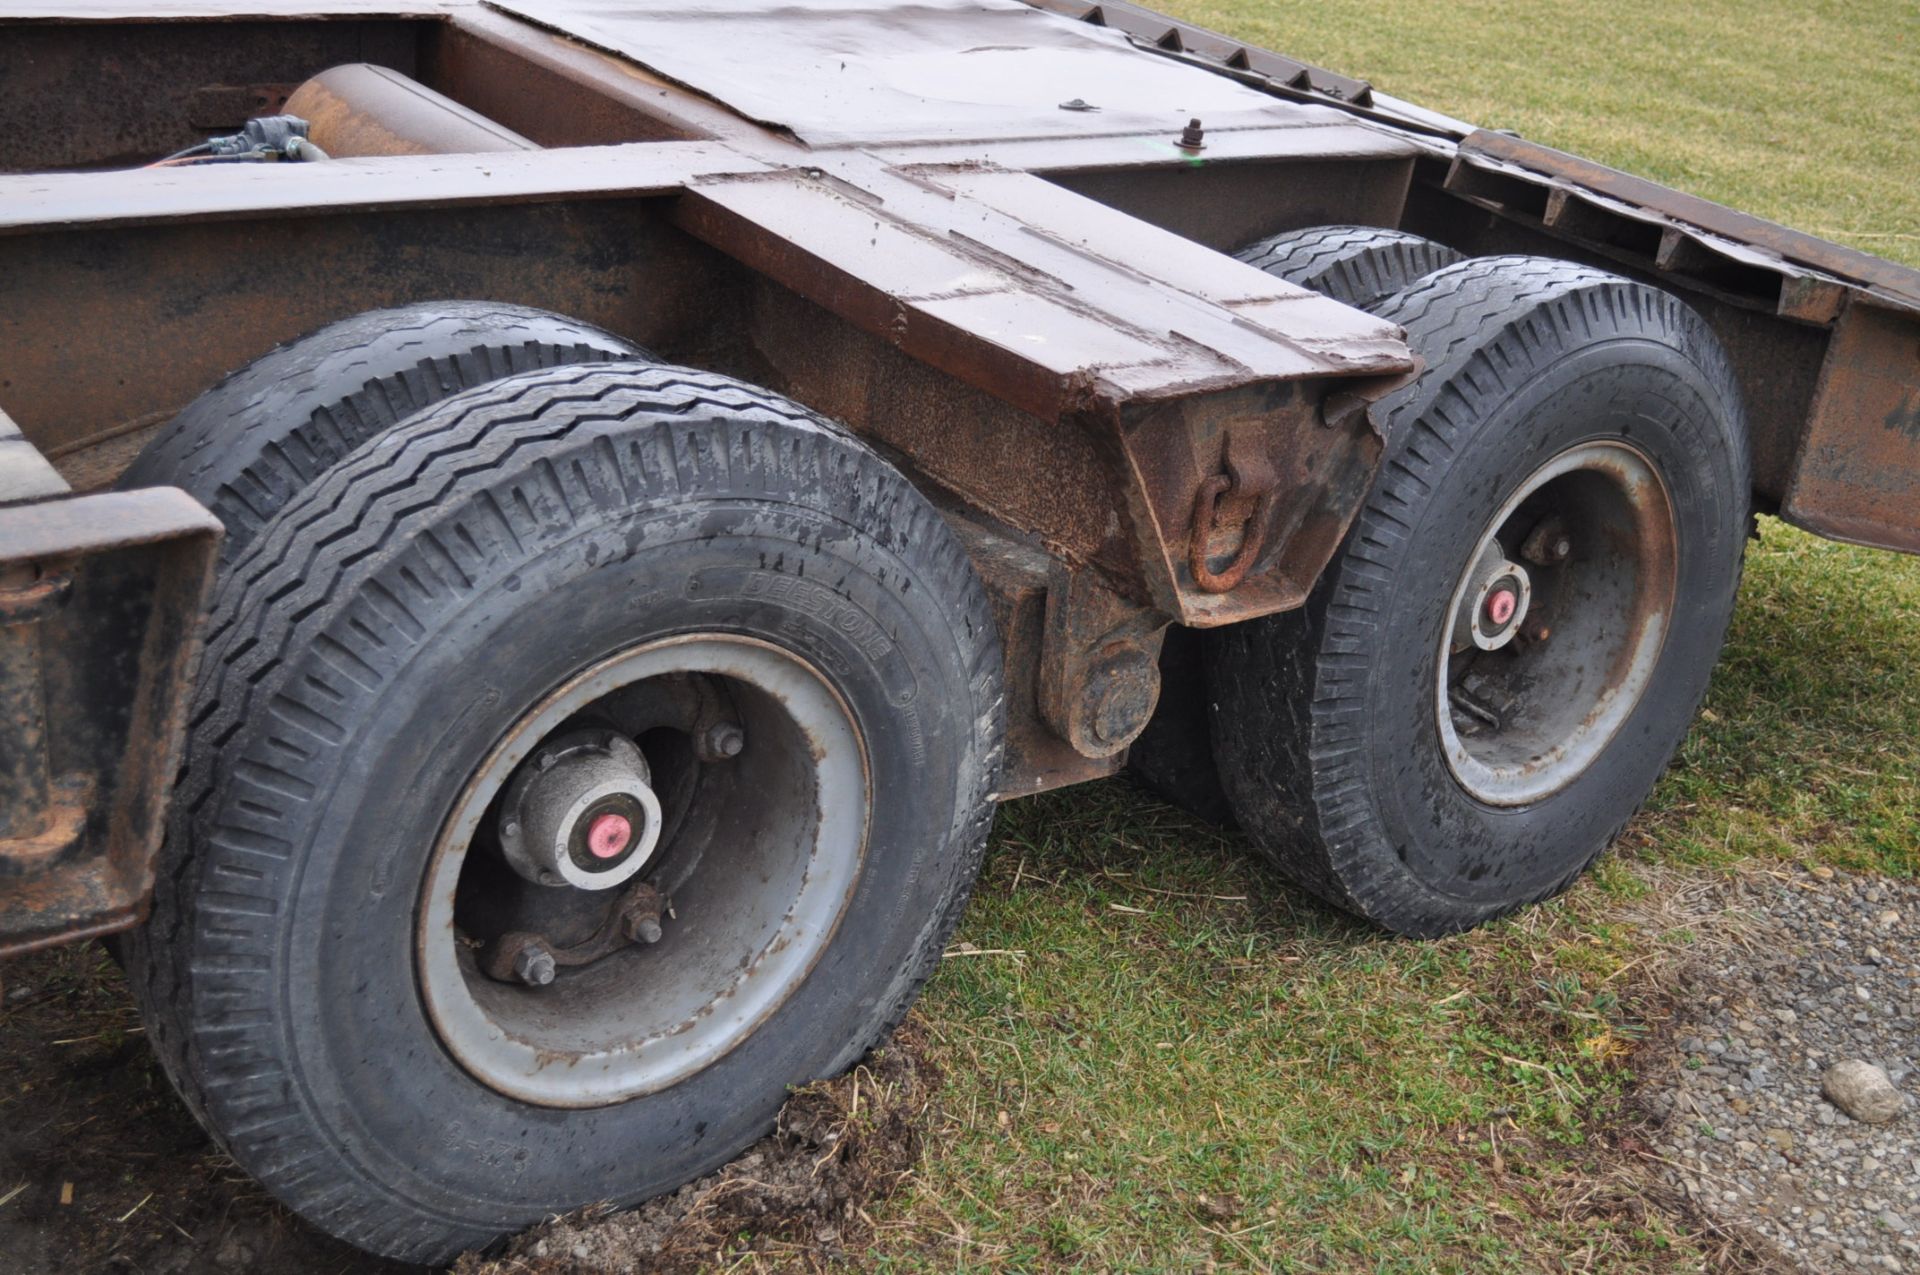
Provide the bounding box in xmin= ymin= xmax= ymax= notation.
xmin=284 ymin=64 xmax=539 ymax=159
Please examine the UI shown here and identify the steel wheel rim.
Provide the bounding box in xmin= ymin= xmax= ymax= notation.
xmin=1434 ymin=440 xmax=1678 ymax=807
xmin=418 ymin=634 xmax=870 ymax=1108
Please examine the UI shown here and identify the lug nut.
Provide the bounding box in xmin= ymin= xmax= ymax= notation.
xmin=702 ymin=722 xmax=745 ymax=760
xmin=512 ymin=945 xmax=556 ymax=987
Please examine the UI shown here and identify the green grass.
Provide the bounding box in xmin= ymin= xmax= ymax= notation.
xmin=1164 ymin=0 xmax=1920 ymax=270
xmin=863 ymin=1 xmax=1920 ymax=1269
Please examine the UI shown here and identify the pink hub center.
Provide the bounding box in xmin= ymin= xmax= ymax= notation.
xmin=1486 ymin=589 xmax=1517 ymax=627
xmin=586 ymin=812 xmax=633 ymax=859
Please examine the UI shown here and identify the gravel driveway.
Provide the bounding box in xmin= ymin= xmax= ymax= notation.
xmin=1644 ymin=868 xmax=1918 ymax=1272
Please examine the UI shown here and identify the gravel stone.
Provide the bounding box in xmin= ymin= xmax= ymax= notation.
xmin=1826 ymin=1062 xmax=1910 ymax=1125
xmin=1645 ymin=867 xmax=1920 ymax=1272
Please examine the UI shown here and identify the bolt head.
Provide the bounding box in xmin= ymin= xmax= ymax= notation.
xmin=513 ymin=947 xmax=556 ymax=987
xmin=703 ymin=722 xmax=746 ymax=760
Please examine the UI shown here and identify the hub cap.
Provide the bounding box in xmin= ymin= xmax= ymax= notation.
xmin=418 ymin=635 xmax=870 ymax=1108
xmin=1436 ymin=441 xmax=1677 ymax=806
xmin=497 ymin=728 xmax=662 ymax=891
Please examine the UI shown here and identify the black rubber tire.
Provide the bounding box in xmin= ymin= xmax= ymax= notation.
xmin=1234 ymin=224 xmax=1465 ymax=311
xmin=1129 ymin=225 xmax=1466 ymax=825
xmin=123 ymin=364 xmax=1005 ymax=1262
xmin=118 ymin=301 xmax=646 ymax=567
xmin=1207 ymin=257 xmax=1750 ymax=937
xmin=1125 ymin=627 xmax=1237 ymax=826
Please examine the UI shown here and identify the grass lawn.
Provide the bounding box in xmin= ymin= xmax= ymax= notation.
xmin=868 ymin=1 xmax=1920 ymax=1269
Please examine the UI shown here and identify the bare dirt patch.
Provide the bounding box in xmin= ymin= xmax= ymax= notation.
xmin=0 ymin=941 xmax=937 ymax=1274
xmin=0 ymin=943 xmax=403 ymax=1274
xmin=454 ymin=1021 xmax=937 ymax=1273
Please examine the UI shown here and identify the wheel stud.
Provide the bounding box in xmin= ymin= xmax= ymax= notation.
xmin=1521 ymin=519 xmax=1574 ymax=566
xmin=622 ymin=911 xmax=664 ymax=945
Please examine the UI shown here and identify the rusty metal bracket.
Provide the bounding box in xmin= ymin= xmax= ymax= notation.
xmin=1188 ymin=431 xmax=1280 ymax=594
xmin=1037 ymin=566 xmax=1169 ymax=759
xmin=0 ymin=488 xmax=221 ymax=958
xmin=0 ymin=563 xmax=80 ymax=866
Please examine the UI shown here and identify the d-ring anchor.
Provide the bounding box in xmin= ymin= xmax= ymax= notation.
xmin=1188 ymin=435 xmax=1278 ymax=594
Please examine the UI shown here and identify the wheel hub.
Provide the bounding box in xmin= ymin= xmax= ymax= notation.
xmin=1454 ymin=542 xmax=1533 ymax=652
xmin=497 ymin=728 xmax=662 ymax=891
xmin=417 ymin=635 xmax=870 ymax=1108
xmin=1436 ymin=441 xmax=1677 ymax=807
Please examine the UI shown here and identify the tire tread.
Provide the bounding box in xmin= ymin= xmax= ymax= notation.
xmin=1210 ymin=256 xmax=1750 ymax=936
xmin=127 ymin=363 xmax=1003 ymax=1260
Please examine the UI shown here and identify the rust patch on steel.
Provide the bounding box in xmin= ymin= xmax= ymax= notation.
xmin=0 ymin=489 xmax=221 ymax=958
xmin=1782 ymin=302 xmax=1920 ymax=552
xmin=943 ymin=512 xmax=1124 ymax=795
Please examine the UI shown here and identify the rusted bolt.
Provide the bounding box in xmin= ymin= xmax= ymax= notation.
xmin=702 ymin=722 xmax=745 ymax=760
xmin=1177 ymin=118 xmax=1206 ymax=152
xmin=1521 ymin=520 xmax=1573 ymax=566
xmin=623 ymin=911 xmax=664 ymax=945
xmin=512 ymin=943 xmax=557 ymax=987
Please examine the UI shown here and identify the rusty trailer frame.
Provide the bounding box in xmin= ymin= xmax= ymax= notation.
xmin=0 ymin=0 xmax=1917 ymax=957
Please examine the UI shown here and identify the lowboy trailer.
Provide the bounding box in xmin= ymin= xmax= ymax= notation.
xmin=1 ymin=0 xmax=1916 ymax=1260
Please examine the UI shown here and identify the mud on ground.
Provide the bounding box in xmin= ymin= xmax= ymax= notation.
xmin=0 ymin=943 xmax=935 ymax=1274
xmin=0 ymin=944 xmax=412 ymax=1274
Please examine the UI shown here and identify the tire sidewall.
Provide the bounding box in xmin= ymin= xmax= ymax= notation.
xmin=187 ymin=426 xmax=988 ymax=1242
xmin=1341 ymin=331 xmax=1745 ymax=916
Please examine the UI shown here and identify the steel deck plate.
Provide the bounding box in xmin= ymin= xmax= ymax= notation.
xmin=485 ymin=0 xmax=1391 ymax=151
